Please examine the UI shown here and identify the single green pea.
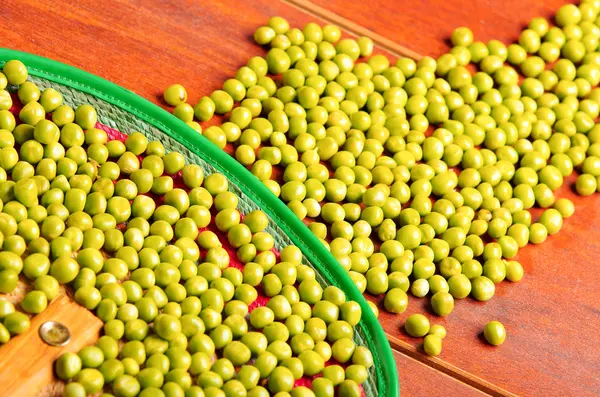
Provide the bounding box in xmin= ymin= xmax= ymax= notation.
xmin=576 ymin=173 xmax=597 ymax=195
xmin=63 ymin=382 xmax=87 ymax=397
xmin=554 ymin=198 xmax=575 ymax=218
xmin=529 ymin=222 xmax=548 ymax=244
xmin=504 ymin=260 xmax=524 ymax=282
xmin=56 ymin=352 xmax=83 ymax=380
xmin=484 ymin=321 xmax=506 ymax=346
xmin=163 ymin=84 xmax=187 ymax=106
xmin=3 ymin=60 xmax=28 ymax=85
xmin=470 ymin=276 xmax=495 ymax=301
xmin=430 ymin=292 xmax=454 ymax=316
xmin=33 ymin=275 xmax=59 ymax=300
xmin=3 ymin=311 xmax=30 ymax=335
xmin=423 ymin=334 xmax=443 ymax=357
xmin=428 ymin=324 xmax=447 ymax=340
xmin=404 ymin=314 xmax=430 ymax=337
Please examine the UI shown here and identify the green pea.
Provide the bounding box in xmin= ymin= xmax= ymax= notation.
xmin=470 ymin=276 xmax=495 ymax=301
xmin=3 ymin=311 xmax=30 ymax=335
xmin=484 ymin=321 xmax=506 ymax=346
xmin=56 ymin=352 xmax=83 ymax=380
xmin=423 ymin=334 xmax=443 ymax=357
xmin=529 ymin=222 xmax=548 ymax=244
xmin=404 ymin=314 xmax=430 ymax=337
xmin=18 ymin=289 xmax=47 ymax=314
xmin=3 ymin=60 xmax=28 ymax=85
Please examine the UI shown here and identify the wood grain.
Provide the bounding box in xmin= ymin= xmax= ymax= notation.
xmin=393 ymin=350 xmax=489 ymax=397
xmin=283 ymin=0 xmax=422 ymax=59
xmin=1 ymin=0 xmax=331 ymax=111
xmin=371 ymin=174 xmax=600 ymax=397
xmin=289 ymin=1 xmax=600 ymax=395
xmin=0 ymin=1 xmax=405 ymax=396
xmin=288 ymin=1 xmax=600 ymax=395
xmin=305 ymin=0 xmax=577 ymax=57
xmin=2 ymin=0 xmax=600 ymax=396
xmin=0 ymin=294 xmax=103 ymax=397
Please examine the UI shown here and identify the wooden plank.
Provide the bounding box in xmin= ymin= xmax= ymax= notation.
xmin=393 ymin=350 xmax=489 ymax=397
xmin=0 ymin=294 xmax=102 ymax=397
xmin=289 ymin=1 xmax=600 ymax=394
xmin=282 ymin=0 xmax=422 ymax=58
xmin=303 ymin=0 xmax=575 ymax=57
xmin=285 ymin=1 xmax=600 ymax=395
xmin=0 ymin=0 xmax=333 ymax=110
xmin=3 ymin=0 xmax=600 ymax=396
xmin=0 ymin=1 xmax=402 ymax=396
xmin=373 ymin=177 xmax=600 ymax=397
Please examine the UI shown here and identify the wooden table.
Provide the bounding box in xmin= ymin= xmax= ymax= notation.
xmin=2 ymin=0 xmax=599 ymax=396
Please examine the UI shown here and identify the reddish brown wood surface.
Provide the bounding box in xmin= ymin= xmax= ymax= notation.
xmin=1 ymin=0 xmax=323 ymax=110
xmin=393 ymin=350 xmax=489 ymax=397
xmin=300 ymin=1 xmax=600 ymax=395
xmin=2 ymin=0 xmax=600 ymax=396
xmin=306 ymin=0 xmax=576 ymax=57
xmin=0 ymin=1 xmax=409 ymax=396
xmin=378 ymin=177 xmax=600 ymax=397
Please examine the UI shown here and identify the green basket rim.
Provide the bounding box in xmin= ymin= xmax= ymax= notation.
xmin=0 ymin=48 xmax=399 ymax=395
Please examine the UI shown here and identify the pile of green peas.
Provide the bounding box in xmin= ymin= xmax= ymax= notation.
xmin=162 ymin=1 xmax=600 ymax=355
xmin=0 ymin=60 xmax=375 ymax=397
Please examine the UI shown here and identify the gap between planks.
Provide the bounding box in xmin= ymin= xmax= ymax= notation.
xmin=387 ymin=334 xmax=519 ymax=397
xmin=282 ymin=0 xmax=422 ymax=59
xmin=281 ymin=1 xmax=519 ymax=396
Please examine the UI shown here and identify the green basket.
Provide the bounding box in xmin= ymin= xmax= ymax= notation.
xmin=0 ymin=49 xmax=399 ymax=396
